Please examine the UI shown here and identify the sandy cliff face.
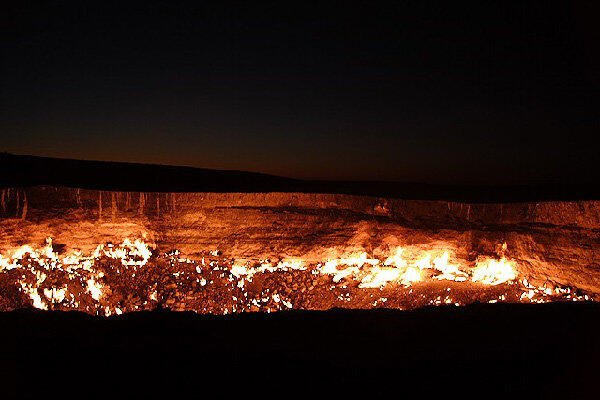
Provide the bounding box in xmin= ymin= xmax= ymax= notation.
xmin=1 ymin=186 xmax=599 ymax=293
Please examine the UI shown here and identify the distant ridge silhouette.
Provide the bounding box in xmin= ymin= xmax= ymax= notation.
xmin=1 ymin=153 xmax=598 ymax=203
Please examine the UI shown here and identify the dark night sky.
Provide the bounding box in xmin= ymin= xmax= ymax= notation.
xmin=2 ymin=1 xmax=599 ymax=184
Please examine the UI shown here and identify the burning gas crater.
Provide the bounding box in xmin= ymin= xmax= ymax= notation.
xmin=0 ymin=238 xmax=593 ymax=315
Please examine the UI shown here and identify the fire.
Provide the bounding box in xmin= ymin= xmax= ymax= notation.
xmin=19 ymin=281 xmax=47 ymax=310
xmin=86 ymin=278 xmax=103 ymax=301
xmin=93 ymin=238 xmax=153 ymax=267
xmin=327 ymin=248 xmax=470 ymax=288
xmin=359 ymin=266 xmax=403 ymax=288
xmin=400 ymin=266 xmax=422 ymax=285
xmin=432 ymin=252 xmax=468 ymax=282
xmin=43 ymin=286 xmax=67 ymax=303
xmin=472 ymin=258 xmax=517 ymax=285
xmin=229 ymin=259 xmax=305 ymax=279
xmin=0 ymin=237 xmax=593 ymax=314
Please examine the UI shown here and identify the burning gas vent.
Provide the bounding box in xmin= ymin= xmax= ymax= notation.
xmin=1 ymin=187 xmax=598 ymax=314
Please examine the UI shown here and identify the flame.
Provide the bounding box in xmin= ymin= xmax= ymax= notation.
xmin=19 ymin=282 xmax=47 ymax=310
xmin=432 ymin=252 xmax=468 ymax=282
xmin=94 ymin=238 xmax=153 ymax=266
xmin=472 ymin=258 xmax=517 ymax=285
xmin=0 ymin=238 xmax=155 ymax=312
xmin=86 ymin=278 xmax=103 ymax=301
xmin=0 ymin=237 xmax=591 ymax=314
xmin=359 ymin=266 xmax=403 ymax=288
xmin=320 ymin=252 xmax=380 ymax=283
xmin=43 ymin=287 xmax=67 ymax=303
xmin=229 ymin=259 xmax=304 ymax=279
xmin=384 ymin=247 xmax=406 ymax=268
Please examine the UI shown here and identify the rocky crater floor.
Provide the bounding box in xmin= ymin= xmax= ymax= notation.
xmin=0 ymin=186 xmax=599 ymax=314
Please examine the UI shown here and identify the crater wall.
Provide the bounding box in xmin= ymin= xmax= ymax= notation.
xmin=2 ymin=186 xmax=599 ymax=292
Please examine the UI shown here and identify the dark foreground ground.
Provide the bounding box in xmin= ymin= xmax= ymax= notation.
xmin=1 ymin=303 xmax=599 ymax=399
